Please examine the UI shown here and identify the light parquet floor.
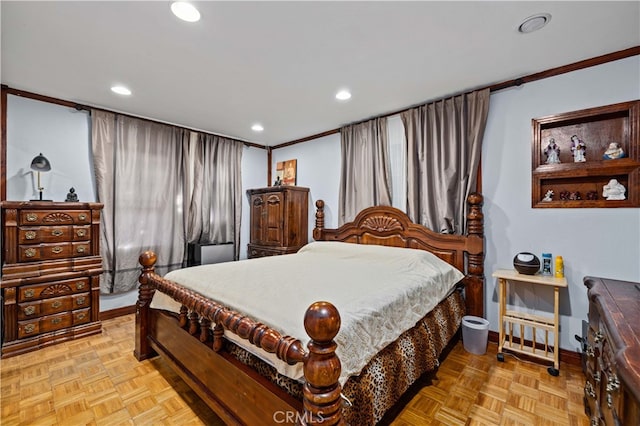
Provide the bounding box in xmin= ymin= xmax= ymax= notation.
xmin=0 ymin=314 xmax=590 ymax=425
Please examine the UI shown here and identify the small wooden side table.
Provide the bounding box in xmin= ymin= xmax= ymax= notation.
xmin=492 ymin=269 xmax=568 ymax=376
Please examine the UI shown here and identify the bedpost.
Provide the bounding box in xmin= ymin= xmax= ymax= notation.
xmin=465 ymin=193 xmax=485 ymax=318
xmin=134 ymin=251 xmax=158 ymax=361
xmin=312 ymin=200 xmax=325 ymax=240
xmin=302 ymin=301 xmax=344 ymax=426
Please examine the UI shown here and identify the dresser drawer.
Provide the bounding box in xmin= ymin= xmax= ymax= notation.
xmin=18 ymin=312 xmax=73 ymax=338
xmin=73 ymin=308 xmax=91 ymax=325
xmin=19 ymin=226 xmax=71 ymax=244
xmin=20 ymin=210 xmax=92 ymax=226
xmin=18 ymin=277 xmax=90 ymax=301
xmin=17 ymin=294 xmax=76 ymax=319
xmin=19 ymin=242 xmax=73 ymax=262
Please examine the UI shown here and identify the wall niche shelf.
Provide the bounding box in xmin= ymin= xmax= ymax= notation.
xmin=532 ymin=100 xmax=639 ymax=208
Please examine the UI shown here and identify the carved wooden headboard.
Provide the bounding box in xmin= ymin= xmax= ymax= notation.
xmin=312 ymin=194 xmax=485 ymax=317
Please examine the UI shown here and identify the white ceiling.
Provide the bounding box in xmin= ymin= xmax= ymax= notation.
xmin=2 ymin=1 xmax=639 ymax=146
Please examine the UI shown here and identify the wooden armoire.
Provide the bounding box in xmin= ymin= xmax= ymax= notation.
xmin=247 ymin=186 xmax=309 ymax=258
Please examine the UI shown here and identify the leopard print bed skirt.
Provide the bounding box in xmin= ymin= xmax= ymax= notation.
xmin=226 ymin=289 xmax=466 ymax=425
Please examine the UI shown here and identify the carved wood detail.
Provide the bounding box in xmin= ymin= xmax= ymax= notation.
xmin=40 ymin=283 xmax=73 ymax=297
xmin=361 ymin=215 xmax=404 ymax=232
xmin=42 ymin=212 xmax=74 ymax=223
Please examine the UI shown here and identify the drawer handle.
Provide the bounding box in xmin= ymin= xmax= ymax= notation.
xmin=25 ymin=231 xmax=37 ymax=240
xmin=51 ymin=229 xmax=64 ymax=237
xmin=76 ymin=282 xmax=85 ymax=290
xmin=24 ymin=306 xmax=36 ymax=316
xmin=26 ymin=213 xmax=38 ymax=222
xmin=51 ymin=301 xmax=63 ymax=309
xmin=77 ymin=313 xmax=86 ymax=320
xmin=51 ymin=246 xmax=63 ymax=254
xmin=586 ymin=345 xmax=595 ymax=358
xmin=76 ymin=297 xmax=86 ymax=305
xmin=24 ymin=289 xmax=35 ymax=298
xmin=593 ymin=371 xmax=601 ymax=383
xmin=594 ymin=331 xmax=604 ymax=343
xmin=76 ymin=246 xmax=86 ymax=253
xmin=76 ymin=229 xmax=87 ymax=237
xmin=78 ymin=213 xmax=87 ymax=221
xmin=24 ymin=324 xmax=36 ymax=334
xmin=584 ymin=381 xmax=596 ymax=398
xmin=24 ymin=248 xmax=37 ymax=258
xmin=51 ymin=318 xmax=62 ymax=325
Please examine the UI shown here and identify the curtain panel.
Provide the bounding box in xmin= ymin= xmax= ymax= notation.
xmin=338 ymin=117 xmax=392 ymax=225
xmin=401 ymin=88 xmax=489 ymax=234
xmin=183 ymin=132 xmax=244 ymax=260
xmin=92 ymin=111 xmax=243 ymax=293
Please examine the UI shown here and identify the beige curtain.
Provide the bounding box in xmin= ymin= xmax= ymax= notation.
xmin=402 ymin=89 xmax=489 ymax=234
xmin=183 ymin=132 xmax=244 ymax=260
xmin=338 ymin=117 xmax=392 ymax=225
xmin=92 ymin=111 xmax=185 ymax=293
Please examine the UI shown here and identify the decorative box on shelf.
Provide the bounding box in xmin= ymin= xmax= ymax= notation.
xmin=531 ymin=100 xmax=639 ymax=208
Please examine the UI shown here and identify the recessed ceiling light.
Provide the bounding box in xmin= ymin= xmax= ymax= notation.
xmin=335 ymin=90 xmax=352 ymax=101
xmin=251 ymin=124 xmax=264 ymax=132
xmin=111 ymin=85 xmax=132 ymax=96
xmin=171 ymin=2 xmax=201 ymax=23
xmin=518 ymin=13 xmax=551 ymax=34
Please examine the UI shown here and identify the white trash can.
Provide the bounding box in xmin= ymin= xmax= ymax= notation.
xmin=462 ymin=316 xmax=490 ymax=355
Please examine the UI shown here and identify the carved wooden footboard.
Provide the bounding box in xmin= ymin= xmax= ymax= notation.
xmin=134 ymin=193 xmax=484 ymax=425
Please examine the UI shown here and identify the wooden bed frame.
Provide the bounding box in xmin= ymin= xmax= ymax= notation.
xmin=134 ymin=193 xmax=484 ymax=425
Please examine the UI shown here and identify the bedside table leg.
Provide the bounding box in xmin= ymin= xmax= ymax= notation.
xmin=498 ymin=278 xmax=506 ymax=357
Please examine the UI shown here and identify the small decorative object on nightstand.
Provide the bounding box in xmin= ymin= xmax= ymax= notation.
xmin=603 ymin=179 xmax=626 ymax=200
xmin=65 ymin=187 xmax=79 ymax=202
xmin=513 ymin=252 xmax=540 ymax=275
xmin=493 ymin=269 xmax=568 ymax=376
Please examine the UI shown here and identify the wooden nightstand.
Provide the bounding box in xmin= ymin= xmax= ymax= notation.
xmin=492 ymin=269 xmax=568 ymax=376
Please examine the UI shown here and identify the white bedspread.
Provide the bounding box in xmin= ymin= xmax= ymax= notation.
xmin=150 ymin=241 xmax=464 ymax=385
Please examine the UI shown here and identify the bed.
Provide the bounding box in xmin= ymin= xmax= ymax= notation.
xmin=134 ymin=193 xmax=484 ymax=425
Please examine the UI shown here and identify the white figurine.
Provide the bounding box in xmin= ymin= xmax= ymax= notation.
xmin=603 ymin=142 xmax=626 ymax=160
xmin=602 ymin=179 xmax=626 ymax=200
xmin=571 ymin=135 xmax=586 ymax=162
xmin=542 ymin=190 xmax=554 ymax=201
xmin=543 ymin=138 xmax=561 ymax=164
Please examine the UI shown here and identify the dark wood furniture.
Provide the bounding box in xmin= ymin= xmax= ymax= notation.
xmin=1 ymin=201 xmax=103 ymax=358
xmin=583 ymin=276 xmax=640 ymax=426
xmin=134 ymin=193 xmax=484 ymax=425
xmin=247 ymin=186 xmax=309 ymax=258
xmin=532 ymin=100 xmax=639 ymax=208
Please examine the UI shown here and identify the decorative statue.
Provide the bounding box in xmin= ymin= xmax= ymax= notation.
xmin=568 ymin=191 xmax=581 ymax=200
xmin=65 ymin=187 xmax=79 ymax=202
xmin=586 ymin=191 xmax=598 ymax=200
xmin=542 ymin=190 xmax=554 ymax=201
xmin=570 ymin=135 xmax=586 ymax=162
xmin=273 ymin=176 xmax=282 ymax=186
xmin=603 ymin=142 xmax=626 ymax=160
xmin=543 ymin=138 xmax=561 ymax=164
xmin=602 ymin=179 xmax=626 ymax=200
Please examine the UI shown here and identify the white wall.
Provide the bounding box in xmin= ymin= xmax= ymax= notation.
xmin=482 ymin=56 xmax=640 ymax=352
xmin=6 ymin=95 xmax=95 ymax=202
xmin=271 ymin=133 xmax=342 ymax=234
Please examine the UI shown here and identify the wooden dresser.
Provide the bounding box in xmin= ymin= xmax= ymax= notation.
xmin=247 ymin=186 xmax=309 ymax=258
xmin=1 ymin=201 xmax=103 ymax=358
xmin=583 ymin=276 xmax=640 ymax=426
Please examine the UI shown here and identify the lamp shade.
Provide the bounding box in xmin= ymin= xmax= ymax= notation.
xmin=30 ymin=153 xmax=51 ymax=171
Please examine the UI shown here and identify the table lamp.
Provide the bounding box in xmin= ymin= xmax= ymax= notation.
xmin=30 ymin=153 xmax=52 ymax=201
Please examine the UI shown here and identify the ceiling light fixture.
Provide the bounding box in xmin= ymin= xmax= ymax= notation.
xmin=335 ymin=90 xmax=352 ymax=101
xmin=251 ymin=124 xmax=264 ymax=132
xmin=111 ymin=85 xmax=132 ymax=96
xmin=171 ymin=2 xmax=201 ymax=23
xmin=518 ymin=13 xmax=551 ymax=34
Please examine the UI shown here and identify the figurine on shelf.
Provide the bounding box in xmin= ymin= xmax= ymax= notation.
xmin=273 ymin=176 xmax=282 ymax=186
xmin=570 ymin=135 xmax=586 ymax=162
xmin=559 ymin=191 xmax=570 ymax=200
xmin=543 ymin=138 xmax=561 ymax=164
xmin=542 ymin=190 xmax=554 ymax=201
xmin=586 ymin=191 xmax=598 ymax=200
xmin=568 ymin=191 xmax=581 ymax=200
xmin=602 ymin=142 xmax=626 ymax=160
xmin=65 ymin=187 xmax=79 ymax=202
xmin=602 ymin=179 xmax=626 ymax=200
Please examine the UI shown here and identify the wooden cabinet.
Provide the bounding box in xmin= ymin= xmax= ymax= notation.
xmin=583 ymin=276 xmax=640 ymax=426
xmin=532 ymin=100 xmax=639 ymax=208
xmin=247 ymin=186 xmax=309 ymax=258
xmin=1 ymin=201 xmax=103 ymax=358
